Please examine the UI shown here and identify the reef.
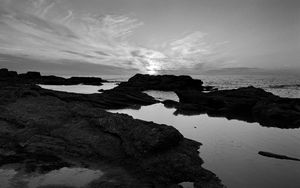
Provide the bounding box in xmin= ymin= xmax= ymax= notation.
xmin=0 ymin=69 xmax=224 ymax=188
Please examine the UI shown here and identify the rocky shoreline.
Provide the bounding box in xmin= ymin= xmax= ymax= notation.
xmin=0 ymin=68 xmax=107 ymax=85
xmin=173 ymin=87 xmax=300 ymax=128
xmin=1 ymin=69 xmax=299 ymax=187
xmin=111 ymin=73 xmax=300 ymax=129
xmin=0 ymin=69 xmax=225 ymax=188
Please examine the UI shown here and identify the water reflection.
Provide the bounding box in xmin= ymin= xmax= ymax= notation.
xmin=143 ymin=90 xmax=179 ymax=102
xmin=109 ymin=103 xmax=300 ymax=188
xmin=39 ymin=82 xmax=117 ymax=94
xmin=0 ymin=167 xmax=103 ymax=188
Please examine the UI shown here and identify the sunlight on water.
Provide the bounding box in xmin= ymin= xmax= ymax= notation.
xmin=39 ymin=82 xmax=117 ymax=94
xmin=109 ymin=103 xmax=300 ymax=188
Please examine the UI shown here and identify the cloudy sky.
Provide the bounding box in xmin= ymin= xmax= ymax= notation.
xmin=0 ymin=0 xmax=299 ymax=74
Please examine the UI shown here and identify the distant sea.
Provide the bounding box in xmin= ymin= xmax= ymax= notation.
xmin=101 ymin=74 xmax=300 ymax=98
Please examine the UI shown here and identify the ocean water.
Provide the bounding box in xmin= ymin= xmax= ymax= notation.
xmin=3 ymin=74 xmax=300 ymax=188
xmin=48 ymin=74 xmax=300 ymax=98
xmin=192 ymin=74 xmax=300 ymax=98
xmin=109 ymin=103 xmax=300 ymax=188
xmin=103 ymin=74 xmax=300 ymax=98
xmin=108 ymin=74 xmax=299 ymax=188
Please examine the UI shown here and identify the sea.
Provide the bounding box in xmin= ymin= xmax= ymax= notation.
xmin=1 ymin=74 xmax=300 ymax=188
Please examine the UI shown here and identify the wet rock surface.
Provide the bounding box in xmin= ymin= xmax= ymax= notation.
xmin=4 ymin=71 xmax=299 ymax=187
xmin=174 ymin=86 xmax=300 ymax=128
xmin=0 ymin=71 xmax=224 ymax=187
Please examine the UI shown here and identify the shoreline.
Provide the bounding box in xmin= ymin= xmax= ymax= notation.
xmin=1 ymin=68 xmax=300 ymax=187
xmin=0 ymin=68 xmax=225 ymax=188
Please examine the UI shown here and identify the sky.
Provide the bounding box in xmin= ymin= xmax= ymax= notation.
xmin=0 ymin=0 xmax=299 ymax=75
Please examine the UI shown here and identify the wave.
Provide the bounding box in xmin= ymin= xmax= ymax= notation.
xmin=269 ymin=84 xmax=300 ymax=89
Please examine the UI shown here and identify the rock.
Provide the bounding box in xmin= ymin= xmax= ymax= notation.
xmin=0 ymin=68 xmax=17 ymax=79
xmin=40 ymin=76 xmax=105 ymax=85
xmin=100 ymin=89 xmax=158 ymax=109
xmin=68 ymin=76 xmax=107 ymax=85
xmin=98 ymin=113 xmax=183 ymax=156
xmin=0 ymin=76 xmax=224 ymax=187
xmin=19 ymin=71 xmax=41 ymax=79
xmin=252 ymin=99 xmax=300 ymax=128
xmin=1 ymin=69 xmax=107 ymax=86
xmin=175 ymin=86 xmax=300 ymax=128
xmin=258 ymin=151 xmax=300 ymax=161
xmin=115 ymin=74 xmax=205 ymax=91
xmin=162 ymin=100 xmax=180 ymax=109
xmin=40 ymin=75 xmax=70 ymax=85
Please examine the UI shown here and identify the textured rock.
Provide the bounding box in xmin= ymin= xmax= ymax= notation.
xmin=115 ymin=74 xmax=205 ymax=91
xmin=258 ymin=151 xmax=300 ymax=161
xmin=175 ymin=86 xmax=300 ymax=128
xmin=1 ymin=68 xmax=107 ymax=85
xmin=0 ymin=79 xmax=224 ymax=187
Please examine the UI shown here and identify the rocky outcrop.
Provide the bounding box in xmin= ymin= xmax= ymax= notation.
xmin=258 ymin=151 xmax=300 ymax=161
xmin=0 ymin=80 xmax=224 ymax=187
xmin=0 ymin=68 xmax=18 ymax=78
xmin=28 ymin=85 xmax=157 ymax=109
xmin=174 ymin=86 xmax=300 ymax=128
xmin=115 ymin=73 xmax=208 ymax=91
xmin=0 ymin=68 xmax=107 ymax=85
xmin=112 ymin=74 xmax=300 ymax=128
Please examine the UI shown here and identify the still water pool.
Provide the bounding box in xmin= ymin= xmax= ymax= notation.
xmin=10 ymin=83 xmax=300 ymax=188
xmin=109 ymin=103 xmax=300 ymax=188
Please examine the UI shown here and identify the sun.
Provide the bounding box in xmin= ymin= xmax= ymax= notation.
xmin=147 ymin=69 xmax=158 ymax=75
xmin=146 ymin=59 xmax=161 ymax=75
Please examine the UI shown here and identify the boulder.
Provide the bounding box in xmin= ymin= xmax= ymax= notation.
xmin=116 ymin=74 xmax=205 ymax=91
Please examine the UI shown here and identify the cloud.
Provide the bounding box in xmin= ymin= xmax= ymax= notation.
xmin=60 ymin=10 xmax=73 ymax=23
xmin=0 ymin=0 xmax=230 ymax=74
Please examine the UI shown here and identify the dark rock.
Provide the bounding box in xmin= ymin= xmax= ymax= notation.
xmin=38 ymin=76 xmax=106 ymax=85
xmin=98 ymin=114 xmax=183 ymax=156
xmin=68 ymin=76 xmax=107 ymax=85
xmin=115 ymin=74 xmax=205 ymax=91
xmin=175 ymin=86 xmax=300 ymax=128
xmin=0 ymin=76 xmax=224 ymax=187
xmin=100 ymin=89 xmax=158 ymax=109
xmin=38 ymin=75 xmax=69 ymax=85
xmin=1 ymin=69 xmax=107 ymax=86
xmin=19 ymin=71 xmax=41 ymax=79
xmin=258 ymin=151 xmax=300 ymax=161
xmin=0 ymin=68 xmax=17 ymax=79
xmin=162 ymin=100 xmax=179 ymax=109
